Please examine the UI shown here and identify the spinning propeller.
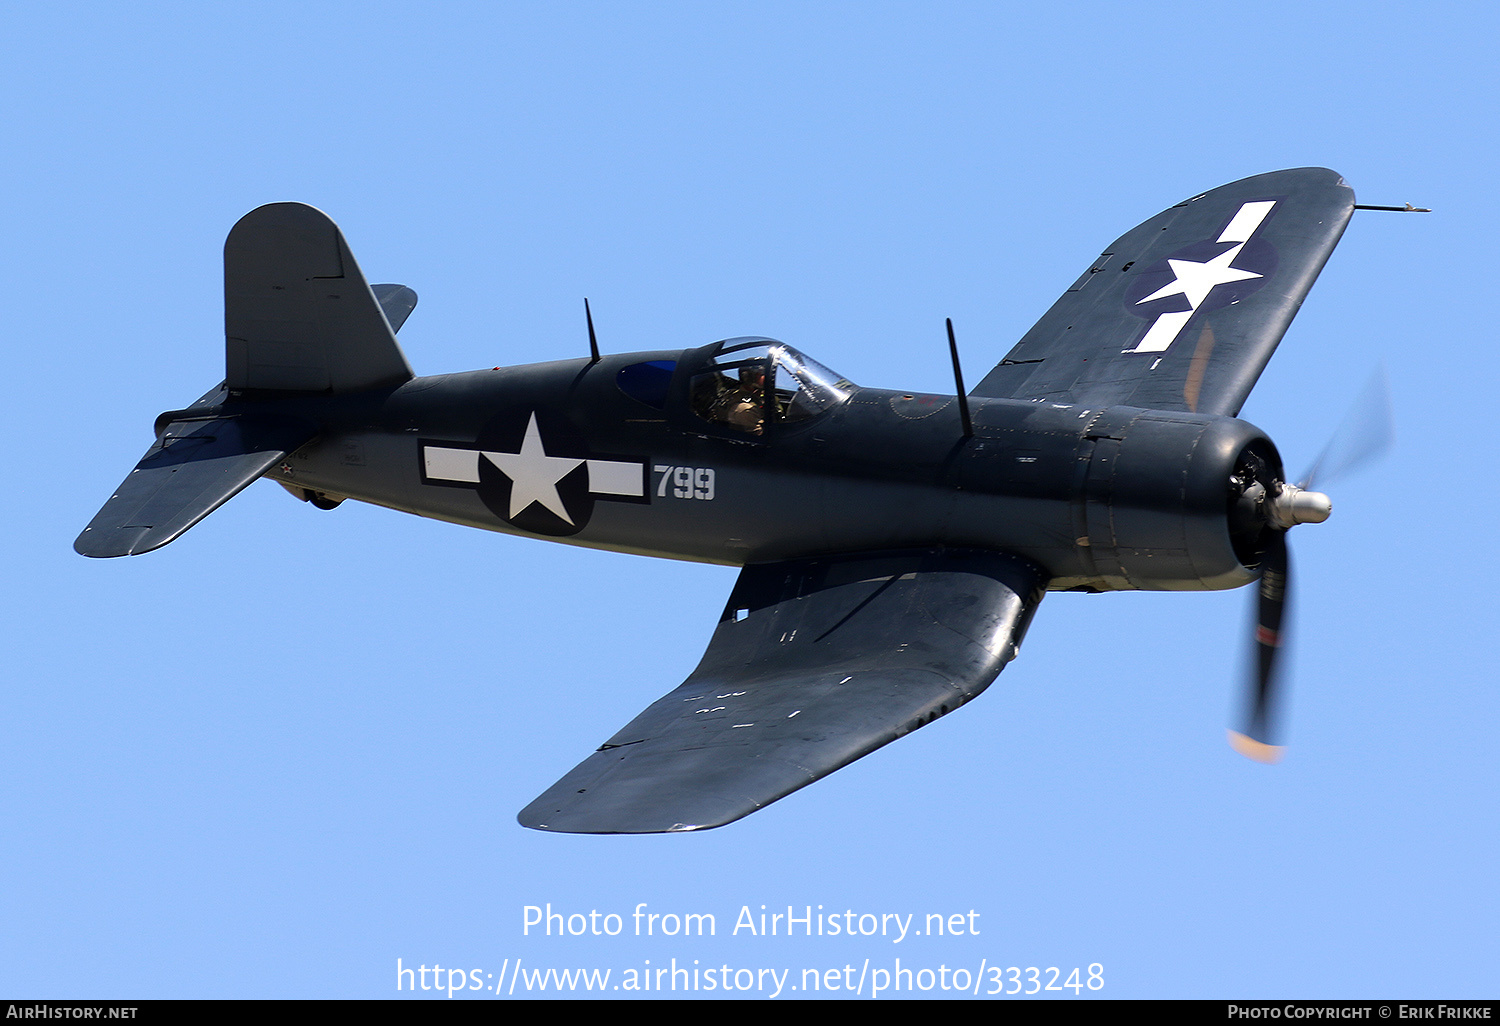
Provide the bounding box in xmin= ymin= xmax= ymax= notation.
xmin=1227 ymin=369 xmax=1393 ymax=762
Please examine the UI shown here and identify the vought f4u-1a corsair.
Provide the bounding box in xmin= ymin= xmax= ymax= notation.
xmin=79 ymin=168 xmax=1387 ymax=833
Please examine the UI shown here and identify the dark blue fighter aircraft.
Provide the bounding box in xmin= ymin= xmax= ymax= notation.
xmin=78 ymin=168 xmax=1377 ymax=833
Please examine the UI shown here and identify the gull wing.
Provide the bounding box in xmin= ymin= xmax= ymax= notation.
xmin=518 ymin=549 xmax=1045 ymax=833
xmin=971 ymin=168 xmax=1355 ymax=416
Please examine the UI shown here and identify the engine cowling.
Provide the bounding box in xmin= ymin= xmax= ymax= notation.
xmin=1072 ymin=406 xmax=1281 ymax=591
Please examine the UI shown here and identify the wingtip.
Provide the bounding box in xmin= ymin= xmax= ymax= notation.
xmin=1227 ymin=730 xmax=1284 ymax=764
xmin=73 ymin=525 xmax=151 ymax=558
xmin=516 ymin=800 xmax=719 ymax=834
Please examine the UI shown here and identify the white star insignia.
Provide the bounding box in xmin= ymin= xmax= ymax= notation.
xmin=482 ymin=413 xmax=584 ymax=523
xmin=1136 ymin=242 xmax=1263 ymax=310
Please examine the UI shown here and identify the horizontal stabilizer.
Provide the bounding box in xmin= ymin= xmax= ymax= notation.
xmin=75 ymin=415 xmax=317 ymax=557
xmin=225 ymin=203 xmax=414 ymax=394
xmin=371 ymin=284 xmax=418 ymax=334
xmin=519 ymin=549 xmax=1045 ymax=833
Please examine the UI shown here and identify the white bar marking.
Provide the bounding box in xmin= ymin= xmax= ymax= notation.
xmin=587 ymin=459 xmax=644 ymax=496
xmin=1125 ymin=310 xmax=1193 ymax=354
xmin=1217 ymin=200 xmax=1276 ymax=244
xmin=423 ymin=446 xmax=481 ymax=483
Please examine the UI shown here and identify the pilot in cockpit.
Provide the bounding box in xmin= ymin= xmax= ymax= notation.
xmin=710 ymin=364 xmax=767 ymax=435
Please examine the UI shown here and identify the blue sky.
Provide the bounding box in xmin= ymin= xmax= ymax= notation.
xmin=3 ymin=1 xmax=1495 ymax=999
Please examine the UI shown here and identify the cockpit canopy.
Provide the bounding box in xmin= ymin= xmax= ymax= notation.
xmin=685 ymin=337 xmax=853 ymax=436
xmin=615 ymin=337 xmax=854 ymax=436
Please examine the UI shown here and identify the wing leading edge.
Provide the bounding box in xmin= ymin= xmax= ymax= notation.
xmin=519 ymin=549 xmax=1046 ymax=834
xmin=971 ymin=168 xmax=1355 ymax=416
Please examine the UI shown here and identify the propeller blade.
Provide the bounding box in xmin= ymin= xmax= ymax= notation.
xmin=1230 ymin=368 xmax=1387 ymax=762
xmin=1229 ymin=530 xmax=1290 ymax=764
xmin=1302 ymin=365 xmax=1394 ymax=489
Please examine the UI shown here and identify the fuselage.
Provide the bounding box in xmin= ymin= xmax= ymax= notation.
xmin=256 ymin=338 xmax=1273 ymax=593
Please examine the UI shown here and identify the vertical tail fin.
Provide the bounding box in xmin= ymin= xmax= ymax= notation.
xmin=224 ymin=202 xmax=414 ymax=394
